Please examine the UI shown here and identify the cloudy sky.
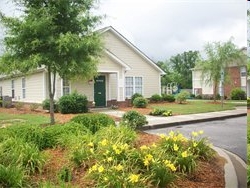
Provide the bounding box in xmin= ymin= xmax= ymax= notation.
xmin=0 ymin=0 xmax=248 ymax=61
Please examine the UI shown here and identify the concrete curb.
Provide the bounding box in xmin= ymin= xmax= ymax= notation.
xmin=140 ymin=112 xmax=246 ymax=131
xmin=212 ymin=146 xmax=238 ymax=188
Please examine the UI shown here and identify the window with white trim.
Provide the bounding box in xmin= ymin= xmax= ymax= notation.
xmin=240 ymin=66 xmax=246 ymax=77
xmin=125 ymin=76 xmax=143 ymax=98
xmin=62 ymin=79 xmax=70 ymax=96
xmin=22 ymin=77 xmax=26 ymax=99
xmin=11 ymin=80 xmax=15 ymax=98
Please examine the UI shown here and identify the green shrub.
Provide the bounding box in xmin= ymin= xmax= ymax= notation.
xmin=150 ymin=94 xmax=162 ymax=102
xmin=162 ymin=94 xmax=175 ymax=102
xmin=195 ymin=94 xmax=202 ymax=99
xmin=149 ymin=108 xmax=172 ymax=117
xmin=131 ymin=93 xmax=143 ymax=104
xmin=175 ymin=91 xmax=190 ymax=104
xmin=15 ymin=102 xmax=24 ymax=110
xmin=230 ymin=88 xmax=246 ymax=100
xmin=133 ymin=97 xmax=148 ymax=108
xmin=58 ymin=166 xmax=72 ymax=182
xmin=42 ymin=99 xmax=59 ymax=112
xmin=70 ymin=113 xmax=115 ymax=134
xmin=58 ymin=92 xmax=88 ymax=114
xmin=121 ymin=110 xmax=147 ymax=129
xmin=30 ymin=103 xmax=40 ymax=111
xmin=247 ymin=98 xmax=250 ymax=108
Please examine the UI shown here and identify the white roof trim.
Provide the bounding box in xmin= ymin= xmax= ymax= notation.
xmin=100 ymin=26 xmax=165 ymax=75
xmin=105 ymin=50 xmax=131 ymax=71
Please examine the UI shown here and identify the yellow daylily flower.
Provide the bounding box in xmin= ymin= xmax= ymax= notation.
xmin=129 ymin=174 xmax=139 ymax=183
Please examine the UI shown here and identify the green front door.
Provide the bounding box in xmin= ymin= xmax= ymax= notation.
xmin=94 ymin=75 xmax=106 ymax=107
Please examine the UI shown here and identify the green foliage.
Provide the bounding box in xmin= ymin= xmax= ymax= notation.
xmin=0 ymin=138 xmax=46 ymax=175
xmin=15 ymin=102 xmax=24 ymax=110
xmin=70 ymin=113 xmax=115 ymax=134
xmin=121 ymin=110 xmax=147 ymax=129
xmin=230 ymin=88 xmax=246 ymax=100
xmin=157 ymin=51 xmax=200 ymax=89
xmin=247 ymin=98 xmax=250 ymax=108
xmin=58 ymin=92 xmax=88 ymax=114
xmin=175 ymin=91 xmax=190 ymax=104
xmin=161 ymin=94 xmax=175 ymax=102
xmin=133 ymin=97 xmax=148 ymax=108
xmin=150 ymin=94 xmax=162 ymax=102
xmin=150 ymin=109 xmax=172 ymax=117
xmin=58 ymin=167 xmax=72 ymax=182
xmin=131 ymin=93 xmax=143 ymax=104
xmin=0 ymin=164 xmax=25 ymax=188
xmin=42 ymin=99 xmax=59 ymax=112
xmin=29 ymin=103 xmax=40 ymax=111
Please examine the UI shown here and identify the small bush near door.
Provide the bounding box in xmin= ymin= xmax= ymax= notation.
xmin=58 ymin=92 xmax=88 ymax=114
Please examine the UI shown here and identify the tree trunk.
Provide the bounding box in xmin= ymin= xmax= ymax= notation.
xmin=213 ymin=82 xmax=218 ymax=102
xmin=48 ymin=66 xmax=56 ymax=125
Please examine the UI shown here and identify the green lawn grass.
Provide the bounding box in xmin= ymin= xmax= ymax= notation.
xmin=0 ymin=113 xmax=49 ymax=127
xmin=150 ymin=100 xmax=237 ymax=115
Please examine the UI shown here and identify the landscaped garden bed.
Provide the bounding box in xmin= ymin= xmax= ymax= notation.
xmin=0 ymin=108 xmax=225 ymax=187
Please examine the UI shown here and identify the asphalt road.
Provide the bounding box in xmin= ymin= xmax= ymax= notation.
xmin=145 ymin=116 xmax=247 ymax=162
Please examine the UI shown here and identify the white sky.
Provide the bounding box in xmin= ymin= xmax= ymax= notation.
xmin=0 ymin=0 xmax=248 ymax=61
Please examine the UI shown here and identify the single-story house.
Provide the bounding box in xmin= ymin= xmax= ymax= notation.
xmin=0 ymin=26 xmax=165 ymax=107
xmin=192 ymin=48 xmax=247 ymax=99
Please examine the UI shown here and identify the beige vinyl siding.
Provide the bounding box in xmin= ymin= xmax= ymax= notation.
xmin=0 ymin=72 xmax=45 ymax=103
xmin=103 ymin=31 xmax=161 ymax=98
xmin=71 ymin=80 xmax=94 ymax=101
xmin=109 ymin=74 xmax=118 ymax=100
xmin=192 ymin=70 xmax=213 ymax=95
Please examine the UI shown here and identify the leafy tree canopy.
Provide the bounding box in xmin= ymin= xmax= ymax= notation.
xmin=0 ymin=0 xmax=103 ymax=124
xmin=157 ymin=50 xmax=200 ymax=89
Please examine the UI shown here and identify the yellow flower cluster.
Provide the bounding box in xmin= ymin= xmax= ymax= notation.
xmin=181 ymin=151 xmax=188 ymax=158
xmin=129 ymin=174 xmax=140 ymax=183
xmin=114 ymin=164 xmax=123 ymax=171
xmin=112 ymin=143 xmax=129 ymax=155
xmin=140 ymin=145 xmax=149 ymax=150
xmin=164 ymin=160 xmax=176 ymax=172
xmin=173 ymin=143 xmax=179 ymax=151
xmin=89 ymin=164 xmax=105 ymax=173
xmin=143 ymin=154 xmax=154 ymax=166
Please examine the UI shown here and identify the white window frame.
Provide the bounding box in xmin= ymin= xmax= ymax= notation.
xmin=22 ymin=77 xmax=26 ymax=99
xmin=125 ymin=76 xmax=143 ymax=98
xmin=62 ymin=79 xmax=70 ymax=96
xmin=11 ymin=80 xmax=15 ymax=98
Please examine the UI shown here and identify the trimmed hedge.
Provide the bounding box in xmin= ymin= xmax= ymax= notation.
xmin=162 ymin=94 xmax=175 ymax=102
xmin=42 ymin=99 xmax=59 ymax=112
xmin=131 ymin=93 xmax=143 ymax=104
xmin=150 ymin=94 xmax=162 ymax=102
xmin=133 ymin=97 xmax=148 ymax=108
xmin=58 ymin=92 xmax=88 ymax=114
xmin=70 ymin=113 xmax=115 ymax=134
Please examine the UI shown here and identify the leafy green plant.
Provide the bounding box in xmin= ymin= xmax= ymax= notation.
xmin=15 ymin=101 xmax=24 ymax=110
xmin=149 ymin=108 xmax=172 ymax=117
xmin=58 ymin=167 xmax=72 ymax=182
xmin=162 ymin=94 xmax=175 ymax=102
xmin=150 ymin=94 xmax=162 ymax=103
xmin=133 ymin=97 xmax=148 ymax=108
xmin=248 ymin=98 xmax=250 ymax=108
xmin=30 ymin=103 xmax=40 ymax=111
xmin=121 ymin=110 xmax=147 ymax=129
xmin=230 ymin=88 xmax=246 ymax=100
xmin=131 ymin=93 xmax=143 ymax=104
xmin=42 ymin=99 xmax=58 ymax=112
xmin=0 ymin=164 xmax=25 ymax=188
xmin=70 ymin=113 xmax=115 ymax=134
xmin=58 ymin=92 xmax=88 ymax=114
xmin=175 ymin=91 xmax=190 ymax=104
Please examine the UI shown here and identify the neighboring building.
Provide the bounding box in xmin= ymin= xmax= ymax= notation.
xmin=0 ymin=26 xmax=165 ymax=107
xmin=192 ymin=48 xmax=247 ymax=99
